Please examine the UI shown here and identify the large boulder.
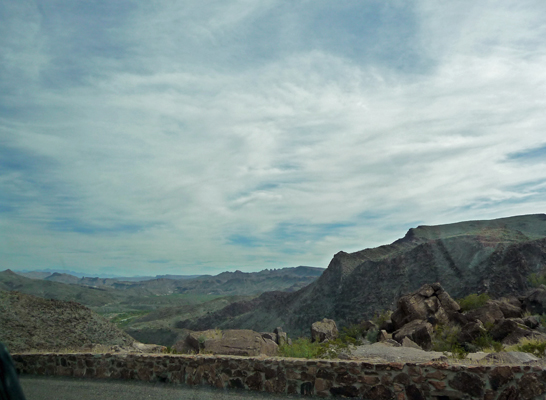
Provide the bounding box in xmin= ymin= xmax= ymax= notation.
xmin=311 ymin=318 xmax=338 ymax=343
xmin=492 ymin=298 xmax=524 ymax=319
xmin=457 ymin=320 xmax=487 ymax=344
xmin=463 ymin=301 xmax=505 ymax=326
xmin=392 ymin=319 xmax=434 ymax=350
xmin=489 ymin=319 xmax=539 ymax=345
xmin=185 ymin=329 xmax=277 ymax=356
xmin=186 ymin=329 xmax=222 ymax=351
xmin=391 ymin=283 xmax=461 ymax=330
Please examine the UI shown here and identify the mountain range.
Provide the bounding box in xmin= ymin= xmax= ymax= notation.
xmin=175 ymin=214 xmax=546 ymax=337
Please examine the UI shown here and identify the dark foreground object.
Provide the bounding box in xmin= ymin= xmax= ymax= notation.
xmin=19 ymin=376 xmax=297 ymax=400
xmin=0 ymin=343 xmax=26 ymax=400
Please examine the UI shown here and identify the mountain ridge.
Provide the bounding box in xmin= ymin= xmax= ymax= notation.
xmin=176 ymin=214 xmax=546 ymax=337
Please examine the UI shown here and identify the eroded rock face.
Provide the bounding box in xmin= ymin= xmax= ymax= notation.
xmin=311 ymin=318 xmax=338 ymax=343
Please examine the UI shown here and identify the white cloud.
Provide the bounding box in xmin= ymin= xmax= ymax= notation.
xmin=1 ymin=1 xmax=546 ymax=275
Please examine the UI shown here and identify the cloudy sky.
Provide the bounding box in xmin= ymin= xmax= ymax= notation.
xmin=1 ymin=1 xmax=546 ymax=277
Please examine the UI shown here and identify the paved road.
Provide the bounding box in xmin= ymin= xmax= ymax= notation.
xmin=19 ymin=376 xmax=301 ymax=400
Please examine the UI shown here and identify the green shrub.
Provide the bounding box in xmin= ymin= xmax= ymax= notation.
xmin=528 ymin=273 xmax=546 ymax=288
xmin=339 ymin=324 xmax=364 ymax=343
xmin=278 ymin=335 xmax=358 ymax=359
xmin=278 ymin=338 xmax=326 ymax=359
xmin=432 ymin=323 xmax=461 ymax=353
xmin=472 ymin=332 xmax=502 ymax=352
xmin=511 ymin=338 xmax=546 ymax=357
xmin=458 ymin=293 xmax=490 ymax=312
xmin=432 ymin=323 xmax=468 ymax=359
xmin=372 ymin=310 xmax=392 ymax=327
xmin=365 ymin=329 xmax=379 ymax=344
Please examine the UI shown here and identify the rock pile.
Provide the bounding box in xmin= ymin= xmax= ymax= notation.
xmin=364 ymin=283 xmax=546 ymax=351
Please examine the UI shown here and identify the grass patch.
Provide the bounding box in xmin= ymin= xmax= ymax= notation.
xmin=278 ymin=333 xmax=361 ymax=360
xmin=432 ymin=323 xmax=465 ymax=356
xmin=105 ymin=310 xmax=150 ymax=328
xmin=528 ymin=273 xmax=546 ymax=288
xmin=507 ymin=337 xmax=546 ymax=357
xmin=372 ymin=310 xmax=392 ymax=328
xmin=458 ymin=293 xmax=490 ymax=312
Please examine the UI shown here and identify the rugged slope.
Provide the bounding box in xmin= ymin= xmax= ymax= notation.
xmin=178 ymin=214 xmax=546 ymax=337
xmin=0 ymin=291 xmax=135 ymax=353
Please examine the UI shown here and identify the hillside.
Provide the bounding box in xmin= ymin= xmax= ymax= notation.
xmin=0 ymin=291 xmax=135 ymax=353
xmin=176 ymin=214 xmax=546 ymax=337
xmin=0 ymin=269 xmax=123 ymax=307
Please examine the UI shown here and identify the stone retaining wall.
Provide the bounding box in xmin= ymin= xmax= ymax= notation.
xmin=12 ymin=353 xmax=546 ymax=399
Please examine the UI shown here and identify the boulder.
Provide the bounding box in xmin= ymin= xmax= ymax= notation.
xmin=274 ymin=327 xmax=288 ymax=346
xmin=393 ymin=319 xmax=434 ymax=350
xmin=492 ymin=298 xmax=524 ymax=319
xmin=401 ymin=337 xmax=422 ymax=350
xmin=489 ymin=319 xmax=536 ymax=344
xmin=200 ymin=329 xmax=278 ymax=356
xmin=463 ymin=301 xmax=504 ymax=326
xmin=391 ymin=283 xmax=460 ymax=329
xmin=311 ymin=318 xmax=338 ymax=343
xmin=377 ymin=330 xmax=389 ymax=343
xmin=186 ymin=329 xmax=222 ymax=351
xmin=458 ymin=320 xmax=487 ymax=344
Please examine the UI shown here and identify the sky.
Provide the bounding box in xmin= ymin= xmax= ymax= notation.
xmin=1 ymin=1 xmax=546 ymax=277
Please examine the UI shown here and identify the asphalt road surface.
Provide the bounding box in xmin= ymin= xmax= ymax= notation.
xmin=19 ymin=376 xmax=301 ymax=400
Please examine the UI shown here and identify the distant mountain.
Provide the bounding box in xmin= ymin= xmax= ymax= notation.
xmin=12 ymin=266 xmax=324 ymax=297
xmin=0 ymin=290 xmax=134 ymax=353
xmin=176 ymin=214 xmax=546 ymax=337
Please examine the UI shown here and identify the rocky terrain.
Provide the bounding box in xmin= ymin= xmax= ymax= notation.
xmin=0 ymin=290 xmax=135 ymax=353
xmin=175 ymin=214 xmax=546 ymax=337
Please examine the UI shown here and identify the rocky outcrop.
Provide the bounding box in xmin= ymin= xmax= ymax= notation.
xmin=391 ymin=282 xmax=461 ymax=330
xmin=179 ymin=329 xmax=278 ymax=356
xmin=311 ymin=319 xmax=339 ymax=343
xmin=383 ymin=282 xmax=546 ymax=350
